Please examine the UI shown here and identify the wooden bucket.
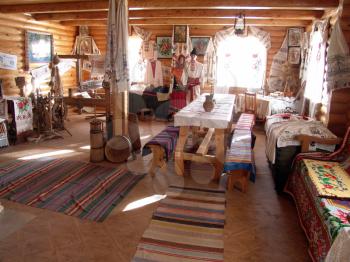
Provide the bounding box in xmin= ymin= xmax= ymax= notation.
xmin=90 ymin=132 xmax=104 ymax=148
xmin=90 ymin=147 xmax=105 ymax=162
xmin=90 ymin=119 xmax=104 ymax=162
xmin=90 ymin=119 xmax=103 ymax=133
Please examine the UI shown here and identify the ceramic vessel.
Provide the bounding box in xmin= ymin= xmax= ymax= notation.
xmin=203 ymin=94 xmax=215 ymax=112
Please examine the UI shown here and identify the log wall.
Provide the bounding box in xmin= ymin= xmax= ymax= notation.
xmin=90 ymin=25 xmax=289 ymax=91
xmin=0 ymin=13 xmax=76 ymax=96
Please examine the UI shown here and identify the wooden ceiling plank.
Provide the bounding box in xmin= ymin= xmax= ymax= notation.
xmin=0 ymin=0 xmax=339 ymax=13
xmin=61 ymin=18 xmax=311 ymax=27
xmin=33 ymin=9 xmax=323 ymax=21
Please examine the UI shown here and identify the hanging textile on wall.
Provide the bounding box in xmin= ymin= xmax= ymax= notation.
xmin=203 ymin=39 xmax=215 ymax=87
xmin=0 ymin=52 xmax=17 ymax=70
xmin=304 ymin=20 xmax=329 ymax=117
xmin=142 ymin=40 xmax=155 ymax=60
xmin=267 ymin=36 xmax=288 ymax=92
xmin=326 ymin=20 xmax=350 ymax=92
xmin=267 ymin=30 xmax=301 ymax=93
xmin=8 ymin=97 xmax=33 ymax=135
xmin=105 ymin=0 xmax=129 ymax=93
xmin=89 ymin=55 xmax=105 ymax=77
xmin=300 ymin=32 xmax=310 ymax=83
xmin=133 ymin=26 xmax=153 ymax=60
xmin=133 ymin=26 xmax=152 ymax=42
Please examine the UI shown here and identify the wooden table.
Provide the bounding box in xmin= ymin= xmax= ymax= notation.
xmin=174 ymin=94 xmax=235 ymax=180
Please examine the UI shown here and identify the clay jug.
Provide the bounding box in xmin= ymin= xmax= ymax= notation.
xmin=203 ymin=94 xmax=215 ymax=112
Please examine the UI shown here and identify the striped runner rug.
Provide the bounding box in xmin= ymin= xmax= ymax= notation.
xmin=133 ymin=185 xmax=226 ymax=262
xmin=0 ymin=159 xmax=145 ymax=222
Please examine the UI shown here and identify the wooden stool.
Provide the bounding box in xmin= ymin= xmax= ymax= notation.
xmin=148 ymin=145 xmax=167 ymax=176
xmin=227 ymin=170 xmax=250 ymax=192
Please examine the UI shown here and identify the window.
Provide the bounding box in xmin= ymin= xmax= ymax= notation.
xmin=216 ymin=35 xmax=267 ymax=90
xmin=128 ymin=36 xmax=145 ymax=83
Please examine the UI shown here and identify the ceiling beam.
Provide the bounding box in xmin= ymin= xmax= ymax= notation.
xmin=60 ymin=18 xmax=311 ymax=27
xmin=33 ymin=9 xmax=323 ymax=21
xmin=0 ymin=0 xmax=339 ymax=13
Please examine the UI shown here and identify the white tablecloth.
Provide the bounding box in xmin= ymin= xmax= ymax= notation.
xmin=236 ymin=94 xmax=298 ymax=119
xmin=174 ymin=94 xmax=235 ymax=129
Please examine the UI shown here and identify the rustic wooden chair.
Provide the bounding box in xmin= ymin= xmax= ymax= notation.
xmin=244 ymin=92 xmax=257 ymax=115
xmin=294 ymin=126 xmax=350 ymax=164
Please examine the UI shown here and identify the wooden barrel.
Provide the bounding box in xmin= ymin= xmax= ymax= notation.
xmin=90 ymin=119 xmax=104 ymax=162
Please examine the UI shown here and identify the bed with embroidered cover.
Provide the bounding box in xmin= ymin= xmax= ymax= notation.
xmin=285 ymin=127 xmax=350 ymax=262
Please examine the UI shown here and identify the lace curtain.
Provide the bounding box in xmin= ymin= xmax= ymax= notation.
xmin=212 ymin=26 xmax=271 ymax=92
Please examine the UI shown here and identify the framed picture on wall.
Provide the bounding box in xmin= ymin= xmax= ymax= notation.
xmin=190 ymin=37 xmax=211 ymax=56
xmin=25 ymin=31 xmax=53 ymax=71
xmin=288 ymin=28 xmax=302 ymax=47
xmin=173 ymin=25 xmax=187 ymax=43
xmin=156 ymin=37 xmax=173 ymax=59
xmin=288 ymin=47 xmax=301 ymax=64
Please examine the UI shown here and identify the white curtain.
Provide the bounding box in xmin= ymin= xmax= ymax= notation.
xmin=105 ymin=0 xmax=129 ymax=93
xmin=216 ymin=35 xmax=266 ymax=91
xmin=213 ymin=26 xmax=270 ymax=92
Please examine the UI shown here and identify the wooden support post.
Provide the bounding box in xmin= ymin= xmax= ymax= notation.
xmin=112 ymin=87 xmax=123 ymax=136
xmin=214 ymin=128 xmax=225 ymax=181
xmin=175 ymin=126 xmax=189 ymax=176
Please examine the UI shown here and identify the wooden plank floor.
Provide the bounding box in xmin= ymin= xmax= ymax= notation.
xmin=0 ymin=113 xmax=310 ymax=262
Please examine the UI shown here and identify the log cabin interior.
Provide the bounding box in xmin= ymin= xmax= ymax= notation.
xmin=0 ymin=0 xmax=350 ymax=261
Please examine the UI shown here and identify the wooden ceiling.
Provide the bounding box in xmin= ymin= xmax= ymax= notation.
xmin=0 ymin=0 xmax=344 ymax=28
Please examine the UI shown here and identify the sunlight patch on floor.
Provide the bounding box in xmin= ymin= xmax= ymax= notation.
xmin=123 ymin=194 xmax=167 ymax=212
xmin=18 ymin=150 xmax=75 ymax=160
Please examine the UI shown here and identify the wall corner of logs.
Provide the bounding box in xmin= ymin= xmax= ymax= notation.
xmin=0 ymin=13 xmax=77 ymax=96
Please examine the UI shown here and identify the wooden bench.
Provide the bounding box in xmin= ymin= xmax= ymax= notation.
xmin=142 ymin=126 xmax=180 ymax=176
xmin=224 ymin=113 xmax=255 ymax=192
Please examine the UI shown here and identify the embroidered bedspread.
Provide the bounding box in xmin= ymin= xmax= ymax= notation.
xmin=265 ymin=116 xmax=336 ymax=164
xmin=304 ymin=159 xmax=350 ymax=200
xmin=286 ymin=160 xmax=350 ymax=261
xmin=300 ymin=161 xmax=350 ymax=241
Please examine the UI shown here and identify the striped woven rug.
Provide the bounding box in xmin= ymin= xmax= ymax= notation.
xmin=0 ymin=159 xmax=145 ymax=222
xmin=133 ymin=185 xmax=226 ymax=262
